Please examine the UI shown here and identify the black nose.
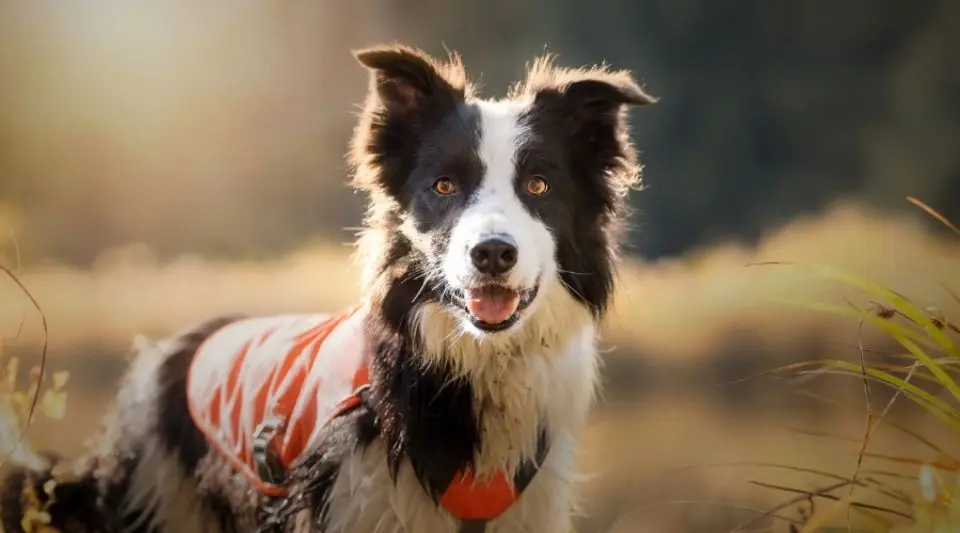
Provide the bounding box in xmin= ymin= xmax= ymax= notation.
xmin=470 ymin=237 xmax=518 ymax=275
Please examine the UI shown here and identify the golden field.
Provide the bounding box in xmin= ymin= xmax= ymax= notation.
xmin=3 ymin=201 xmax=959 ymax=532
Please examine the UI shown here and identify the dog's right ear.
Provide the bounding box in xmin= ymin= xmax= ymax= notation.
xmin=350 ymin=45 xmax=470 ymax=194
xmin=353 ymin=44 xmax=467 ymax=120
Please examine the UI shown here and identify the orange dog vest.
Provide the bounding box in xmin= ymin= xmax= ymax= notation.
xmin=186 ymin=306 xmax=542 ymax=525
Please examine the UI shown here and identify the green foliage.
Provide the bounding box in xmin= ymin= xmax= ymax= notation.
xmin=761 ymin=199 xmax=960 ymax=533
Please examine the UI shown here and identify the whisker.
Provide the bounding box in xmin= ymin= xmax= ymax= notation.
xmin=557 ymin=268 xmax=594 ymax=277
xmin=411 ymin=278 xmax=430 ymax=304
xmin=440 ymin=323 xmax=461 ymax=345
xmin=557 ymin=276 xmax=587 ymax=302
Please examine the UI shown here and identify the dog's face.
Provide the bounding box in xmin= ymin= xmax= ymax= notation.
xmin=351 ymin=45 xmax=653 ymax=339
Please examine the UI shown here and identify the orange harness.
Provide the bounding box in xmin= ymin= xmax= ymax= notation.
xmin=186 ymin=306 xmax=546 ymax=530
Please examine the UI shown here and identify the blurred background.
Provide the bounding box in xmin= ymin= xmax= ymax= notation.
xmin=1 ymin=1 xmax=959 ymax=532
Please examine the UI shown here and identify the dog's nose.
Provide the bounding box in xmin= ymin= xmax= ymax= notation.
xmin=470 ymin=237 xmax=518 ymax=275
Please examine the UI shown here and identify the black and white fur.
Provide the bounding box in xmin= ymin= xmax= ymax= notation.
xmin=0 ymin=44 xmax=654 ymax=533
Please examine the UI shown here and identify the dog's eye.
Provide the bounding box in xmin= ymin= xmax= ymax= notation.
xmin=433 ymin=177 xmax=456 ymax=195
xmin=525 ymin=176 xmax=549 ymax=196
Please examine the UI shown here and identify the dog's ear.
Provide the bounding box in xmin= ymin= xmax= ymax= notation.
xmin=349 ymin=45 xmax=470 ymax=194
xmin=561 ymin=76 xmax=656 ymax=111
xmin=519 ymin=56 xmax=655 ymax=198
xmin=353 ymin=44 xmax=467 ymax=121
xmin=523 ymin=57 xmax=656 ymax=139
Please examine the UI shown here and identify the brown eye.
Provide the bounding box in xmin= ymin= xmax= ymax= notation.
xmin=525 ymin=176 xmax=549 ymax=196
xmin=433 ymin=177 xmax=456 ymax=195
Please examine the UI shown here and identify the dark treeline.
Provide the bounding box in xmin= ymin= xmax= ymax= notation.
xmin=0 ymin=0 xmax=956 ymax=263
xmin=382 ymin=0 xmax=959 ymax=258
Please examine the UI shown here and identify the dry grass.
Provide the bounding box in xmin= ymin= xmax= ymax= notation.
xmin=709 ymin=198 xmax=960 ymax=533
xmin=2 ymin=198 xmax=960 ymax=532
xmin=3 ymin=200 xmax=960 ymax=366
xmin=0 ymin=241 xmax=70 ymax=532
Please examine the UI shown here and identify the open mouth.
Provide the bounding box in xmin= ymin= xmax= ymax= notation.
xmin=461 ymin=283 xmax=539 ymax=332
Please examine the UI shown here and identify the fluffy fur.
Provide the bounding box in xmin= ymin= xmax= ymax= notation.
xmin=0 ymin=44 xmax=654 ymax=532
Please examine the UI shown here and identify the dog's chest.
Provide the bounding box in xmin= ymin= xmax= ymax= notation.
xmin=321 ymin=327 xmax=598 ymax=533
xmin=321 ymin=440 xmax=573 ymax=533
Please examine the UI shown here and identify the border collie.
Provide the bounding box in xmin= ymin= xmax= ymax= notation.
xmin=0 ymin=44 xmax=654 ymax=533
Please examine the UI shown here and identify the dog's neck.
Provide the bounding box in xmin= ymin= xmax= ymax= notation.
xmin=366 ymin=278 xmax=597 ymax=496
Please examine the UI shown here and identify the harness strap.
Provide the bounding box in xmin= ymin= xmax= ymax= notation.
xmin=515 ymin=428 xmax=550 ymax=493
xmin=254 ymin=384 xmax=375 ymax=533
xmin=451 ymin=432 xmax=550 ymax=533
xmin=458 ymin=520 xmax=489 ymax=533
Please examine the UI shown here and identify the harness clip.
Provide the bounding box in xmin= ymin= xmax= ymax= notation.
xmin=252 ymin=415 xmax=288 ymax=486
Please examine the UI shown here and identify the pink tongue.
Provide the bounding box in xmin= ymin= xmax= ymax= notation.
xmin=466 ymin=287 xmax=520 ymax=324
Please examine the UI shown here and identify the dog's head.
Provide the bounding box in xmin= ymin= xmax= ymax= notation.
xmin=351 ymin=44 xmax=654 ymax=343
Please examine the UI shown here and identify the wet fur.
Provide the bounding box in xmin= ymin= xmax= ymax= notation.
xmin=0 ymin=44 xmax=653 ymax=532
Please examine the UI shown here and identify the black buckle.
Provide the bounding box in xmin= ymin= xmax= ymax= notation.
xmin=253 ymin=385 xmax=375 ymax=531
xmin=253 ymin=415 xmax=292 ymax=532
xmin=252 ymin=415 xmax=288 ymax=486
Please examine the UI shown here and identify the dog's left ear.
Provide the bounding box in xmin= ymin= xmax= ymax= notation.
xmin=530 ymin=66 xmax=656 ymax=134
xmin=523 ymin=56 xmax=655 ymax=139
xmin=562 ymin=76 xmax=656 ymax=109
xmin=521 ymin=58 xmax=656 ymax=197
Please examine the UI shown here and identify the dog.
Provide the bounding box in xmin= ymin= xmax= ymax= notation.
xmin=0 ymin=44 xmax=654 ymax=533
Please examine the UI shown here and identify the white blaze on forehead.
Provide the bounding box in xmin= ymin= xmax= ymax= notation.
xmin=440 ymin=98 xmax=556 ymax=299
xmin=474 ymin=99 xmax=530 ymax=197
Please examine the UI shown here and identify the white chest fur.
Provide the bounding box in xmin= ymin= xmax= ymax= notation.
xmin=324 ymin=296 xmax=600 ymax=533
